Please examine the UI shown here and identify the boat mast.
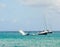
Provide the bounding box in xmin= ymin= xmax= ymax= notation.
xmin=43 ymin=9 xmax=52 ymax=32
xmin=43 ymin=12 xmax=48 ymax=31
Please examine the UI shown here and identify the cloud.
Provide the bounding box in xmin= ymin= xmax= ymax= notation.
xmin=0 ymin=3 xmax=6 ymax=9
xmin=18 ymin=0 xmax=50 ymax=6
xmin=17 ymin=0 xmax=60 ymax=8
xmin=17 ymin=0 xmax=56 ymax=6
xmin=17 ymin=0 xmax=60 ymax=13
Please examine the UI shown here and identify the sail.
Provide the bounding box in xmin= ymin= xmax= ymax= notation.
xmin=19 ymin=30 xmax=26 ymax=35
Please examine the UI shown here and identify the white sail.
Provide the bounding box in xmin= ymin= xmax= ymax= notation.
xmin=19 ymin=30 xmax=26 ymax=35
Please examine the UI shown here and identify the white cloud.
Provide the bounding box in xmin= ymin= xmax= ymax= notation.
xmin=17 ymin=0 xmax=60 ymax=13
xmin=17 ymin=0 xmax=60 ymax=8
xmin=18 ymin=0 xmax=51 ymax=6
xmin=17 ymin=0 xmax=55 ymax=5
xmin=0 ymin=3 xmax=6 ymax=9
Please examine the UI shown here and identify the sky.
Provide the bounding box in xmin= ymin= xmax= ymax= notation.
xmin=0 ymin=0 xmax=60 ymax=31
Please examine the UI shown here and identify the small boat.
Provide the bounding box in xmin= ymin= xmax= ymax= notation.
xmin=49 ymin=32 xmax=52 ymax=33
xmin=19 ymin=30 xmax=29 ymax=36
xmin=48 ymin=30 xmax=52 ymax=33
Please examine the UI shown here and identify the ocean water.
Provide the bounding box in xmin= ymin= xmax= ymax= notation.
xmin=0 ymin=31 xmax=60 ymax=47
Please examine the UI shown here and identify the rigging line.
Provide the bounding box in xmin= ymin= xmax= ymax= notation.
xmin=43 ymin=10 xmax=48 ymax=30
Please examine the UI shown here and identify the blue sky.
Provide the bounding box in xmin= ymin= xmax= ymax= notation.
xmin=0 ymin=0 xmax=60 ymax=31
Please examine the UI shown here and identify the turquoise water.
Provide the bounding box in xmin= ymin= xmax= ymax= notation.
xmin=0 ymin=31 xmax=60 ymax=47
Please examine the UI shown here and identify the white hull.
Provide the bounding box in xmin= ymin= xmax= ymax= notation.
xmin=38 ymin=30 xmax=48 ymax=35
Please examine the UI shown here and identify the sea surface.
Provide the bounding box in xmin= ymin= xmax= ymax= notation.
xmin=0 ymin=31 xmax=60 ymax=47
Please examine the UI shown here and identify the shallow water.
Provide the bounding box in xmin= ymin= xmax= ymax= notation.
xmin=0 ymin=31 xmax=60 ymax=47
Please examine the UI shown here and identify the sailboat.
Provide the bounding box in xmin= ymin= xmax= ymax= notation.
xmin=38 ymin=14 xmax=52 ymax=35
xmin=19 ymin=30 xmax=29 ymax=36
